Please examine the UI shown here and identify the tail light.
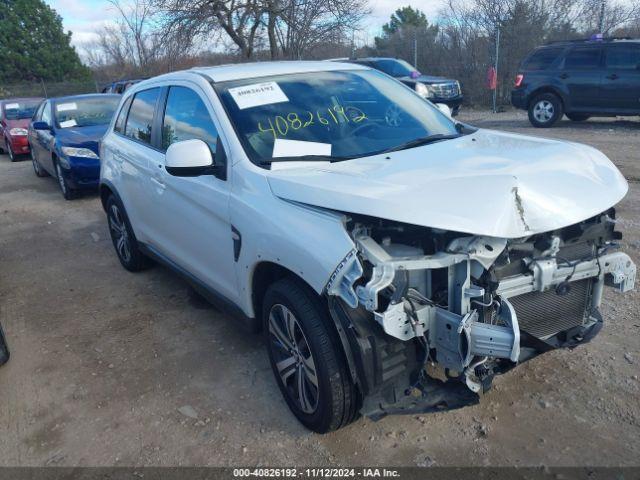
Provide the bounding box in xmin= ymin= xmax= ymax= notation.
xmin=514 ymin=74 xmax=524 ymax=87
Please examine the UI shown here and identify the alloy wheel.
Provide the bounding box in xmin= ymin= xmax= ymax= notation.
xmin=268 ymin=304 xmax=319 ymax=414
xmin=108 ymin=204 xmax=131 ymax=264
xmin=56 ymin=163 xmax=67 ymax=194
xmin=533 ymin=100 xmax=554 ymax=123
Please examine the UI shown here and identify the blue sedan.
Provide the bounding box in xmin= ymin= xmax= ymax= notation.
xmin=28 ymin=94 xmax=120 ymax=199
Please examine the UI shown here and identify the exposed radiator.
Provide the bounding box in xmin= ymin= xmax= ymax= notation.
xmin=510 ymin=279 xmax=592 ymax=338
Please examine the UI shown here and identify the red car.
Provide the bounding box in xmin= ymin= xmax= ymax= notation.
xmin=0 ymin=98 xmax=44 ymax=161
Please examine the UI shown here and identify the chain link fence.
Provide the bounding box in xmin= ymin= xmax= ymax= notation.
xmin=0 ymin=80 xmax=105 ymax=100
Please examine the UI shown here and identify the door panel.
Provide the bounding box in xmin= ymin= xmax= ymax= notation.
xmin=116 ymin=88 xmax=162 ymax=241
xmin=601 ymin=45 xmax=640 ymax=112
xmin=38 ymin=102 xmax=55 ymax=174
xmin=149 ymin=84 xmax=237 ymax=303
xmin=560 ymin=46 xmax=604 ymax=110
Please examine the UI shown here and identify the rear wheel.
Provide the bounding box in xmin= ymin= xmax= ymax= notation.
xmin=55 ymin=160 xmax=76 ymax=200
xmin=263 ymin=277 xmax=359 ymax=433
xmin=528 ymin=93 xmax=563 ymax=128
xmin=566 ymin=113 xmax=590 ymax=122
xmin=106 ymin=195 xmax=152 ymax=272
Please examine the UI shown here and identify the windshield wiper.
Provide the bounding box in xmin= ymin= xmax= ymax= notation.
xmin=260 ymin=154 xmax=356 ymax=165
xmin=383 ymin=133 xmax=462 ymax=154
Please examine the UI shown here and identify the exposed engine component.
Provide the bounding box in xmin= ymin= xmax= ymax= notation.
xmin=325 ymin=210 xmax=636 ymax=414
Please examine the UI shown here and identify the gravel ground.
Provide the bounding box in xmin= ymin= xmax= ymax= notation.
xmin=0 ymin=110 xmax=638 ymax=467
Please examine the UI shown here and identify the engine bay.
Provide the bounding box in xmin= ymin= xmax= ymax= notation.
xmin=326 ymin=209 xmax=636 ymax=410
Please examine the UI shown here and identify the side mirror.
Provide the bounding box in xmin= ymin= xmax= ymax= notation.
xmin=165 ymin=138 xmax=216 ymax=177
xmin=32 ymin=121 xmax=50 ymax=131
xmin=435 ymin=103 xmax=452 ymax=118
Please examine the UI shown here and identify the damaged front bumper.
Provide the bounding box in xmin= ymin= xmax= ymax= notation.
xmin=325 ymin=218 xmax=636 ymax=419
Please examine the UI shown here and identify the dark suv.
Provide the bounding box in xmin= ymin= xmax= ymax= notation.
xmin=343 ymin=58 xmax=464 ymax=116
xmin=512 ymin=38 xmax=640 ymax=127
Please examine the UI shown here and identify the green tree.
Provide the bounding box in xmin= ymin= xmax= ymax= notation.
xmin=374 ymin=6 xmax=438 ymax=65
xmin=0 ymin=0 xmax=91 ymax=82
xmin=381 ymin=6 xmax=429 ymax=36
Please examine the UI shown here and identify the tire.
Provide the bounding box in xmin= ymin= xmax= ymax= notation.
xmin=263 ymin=276 xmax=359 ymax=433
xmin=54 ymin=160 xmax=76 ymax=200
xmin=105 ymin=195 xmax=152 ymax=272
xmin=31 ymin=149 xmax=48 ymax=177
xmin=528 ymin=93 xmax=563 ymax=128
xmin=0 ymin=321 xmax=9 ymax=367
xmin=6 ymin=141 xmax=17 ymax=162
xmin=566 ymin=113 xmax=590 ymax=122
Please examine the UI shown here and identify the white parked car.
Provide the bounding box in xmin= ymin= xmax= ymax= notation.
xmin=100 ymin=61 xmax=636 ymax=433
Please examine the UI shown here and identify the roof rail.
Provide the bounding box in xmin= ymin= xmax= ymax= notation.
xmin=545 ymin=36 xmax=637 ymax=45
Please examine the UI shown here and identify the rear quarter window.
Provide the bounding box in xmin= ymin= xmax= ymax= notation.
xmin=523 ymin=47 xmax=564 ymax=70
xmin=605 ymin=44 xmax=640 ymax=69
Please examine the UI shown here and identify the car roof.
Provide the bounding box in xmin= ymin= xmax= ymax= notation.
xmin=541 ymin=38 xmax=640 ymax=48
xmin=50 ymin=93 xmax=120 ymax=102
xmin=188 ymin=60 xmax=368 ymax=83
xmin=0 ymin=97 xmax=44 ymax=104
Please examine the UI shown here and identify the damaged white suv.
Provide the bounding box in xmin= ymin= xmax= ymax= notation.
xmin=100 ymin=61 xmax=636 ymax=433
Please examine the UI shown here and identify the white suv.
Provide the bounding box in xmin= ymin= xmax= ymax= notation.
xmin=100 ymin=61 xmax=636 ymax=433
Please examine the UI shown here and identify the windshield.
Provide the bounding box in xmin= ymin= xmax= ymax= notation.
xmin=3 ymin=100 xmax=41 ymax=120
xmin=373 ymin=59 xmax=417 ymax=78
xmin=216 ymin=70 xmax=458 ymax=166
xmin=54 ymin=97 xmax=120 ymax=129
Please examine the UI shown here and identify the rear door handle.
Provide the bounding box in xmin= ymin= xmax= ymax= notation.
xmin=606 ymin=73 xmax=619 ymax=80
xmin=559 ymin=73 xmax=569 ymax=79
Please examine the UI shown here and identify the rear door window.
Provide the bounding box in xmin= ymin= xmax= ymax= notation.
xmin=124 ymin=88 xmax=160 ymax=145
xmin=564 ymin=47 xmax=602 ymax=69
xmin=605 ymin=45 xmax=640 ymax=69
xmin=523 ymin=47 xmax=564 ymax=70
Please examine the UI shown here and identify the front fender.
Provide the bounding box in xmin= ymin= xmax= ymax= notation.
xmin=231 ymin=172 xmax=355 ymax=317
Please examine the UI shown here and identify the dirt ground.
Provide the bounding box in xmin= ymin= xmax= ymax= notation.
xmin=0 ymin=110 xmax=639 ymax=467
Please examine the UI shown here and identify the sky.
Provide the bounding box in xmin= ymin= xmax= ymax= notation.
xmin=44 ymin=0 xmax=447 ymax=50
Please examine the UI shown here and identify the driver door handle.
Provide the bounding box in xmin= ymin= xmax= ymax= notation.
xmin=150 ymin=176 xmax=165 ymax=190
xmin=559 ymin=73 xmax=569 ymax=79
xmin=606 ymin=73 xmax=619 ymax=80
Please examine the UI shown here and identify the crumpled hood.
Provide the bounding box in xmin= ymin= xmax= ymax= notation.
xmin=266 ymin=129 xmax=628 ymax=238
xmin=56 ymin=124 xmax=108 ymax=154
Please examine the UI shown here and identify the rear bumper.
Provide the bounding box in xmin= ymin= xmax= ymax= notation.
xmin=511 ymin=89 xmax=528 ymax=110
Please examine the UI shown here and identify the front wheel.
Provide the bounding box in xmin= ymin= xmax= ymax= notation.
xmin=0 ymin=321 xmax=9 ymax=366
xmin=263 ymin=277 xmax=359 ymax=433
xmin=55 ymin=161 xmax=76 ymax=200
xmin=6 ymin=141 xmax=17 ymax=162
xmin=528 ymin=93 xmax=563 ymax=128
xmin=31 ymin=149 xmax=47 ymax=177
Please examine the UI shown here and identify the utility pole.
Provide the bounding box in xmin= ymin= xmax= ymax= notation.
xmin=413 ymin=32 xmax=418 ymax=68
xmin=492 ymin=26 xmax=500 ymax=113
xmin=598 ymin=0 xmax=606 ymax=34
